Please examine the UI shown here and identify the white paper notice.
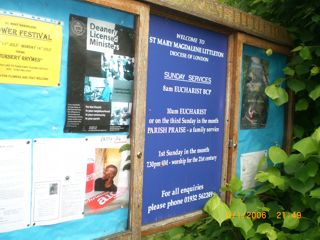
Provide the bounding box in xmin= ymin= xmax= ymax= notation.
xmin=0 ymin=139 xmax=32 ymax=233
xmin=240 ymin=150 xmax=267 ymax=189
xmin=32 ymin=138 xmax=87 ymax=226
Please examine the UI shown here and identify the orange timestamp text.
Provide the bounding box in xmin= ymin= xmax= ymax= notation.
xmin=226 ymin=211 xmax=302 ymax=220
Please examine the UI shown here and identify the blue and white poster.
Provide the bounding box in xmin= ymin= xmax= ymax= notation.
xmin=142 ymin=15 xmax=228 ymax=224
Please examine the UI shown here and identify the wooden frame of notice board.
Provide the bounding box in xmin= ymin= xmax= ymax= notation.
xmin=228 ymin=33 xmax=292 ymax=199
xmin=0 ymin=0 xmax=293 ymax=239
xmin=90 ymin=0 xmax=292 ymax=239
xmin=83 ymin=1 xmax=149 ymax=239
xmin=138 ymin=1 xmax=292 ymax=238
xmin=80 ymin=1 xmax=292 ymax=239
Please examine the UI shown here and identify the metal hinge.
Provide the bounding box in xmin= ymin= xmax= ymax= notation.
xmin=228 ymin=139 xmax=237 ymax=149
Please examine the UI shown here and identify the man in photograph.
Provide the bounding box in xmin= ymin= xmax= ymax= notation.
xmin=99 ymin=78 xmax=112 ymax=102
xmin=94 ymin=164 xmax=118 ymax=192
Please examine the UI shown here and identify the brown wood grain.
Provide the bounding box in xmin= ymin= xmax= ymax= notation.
xmin=141 ymin=211 xmax=206 ymax=236
xmin=143 ymin=0 xmax=292 ymax=46
xmin=221 ymin=33 xmax=236 ymax=203
xmin=129 ymin=2 xmax=150 ymax=239
xmin=84 ymin=0 xmax=145 ymax=15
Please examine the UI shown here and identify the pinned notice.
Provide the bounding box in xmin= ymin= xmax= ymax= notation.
xmin=0 ymin=14 xmax=62 ymax=86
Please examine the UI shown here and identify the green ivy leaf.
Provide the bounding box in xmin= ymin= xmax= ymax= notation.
xmin=277 ymin=232 xmax=290 ymax=240
xmin=310 ymin=188 xmax=320 ymax=198
xmin=122 ymin=162 xmax=130 ymax=171
xmin=306 ymin=162 xmax=318 ymax=177
xmin=310 ymin=66 xmax=320 ymax=76
xmin=295 ymin=64 xmax=310 ymax=76
xmin=266 ymin=201 xmax=284 ymax=219
xmin=257 ymin=156 xmax=268 ymax=171
xmin=180 ymin=235 xmax=193 ymax=240
xmin=291 ymin=46 xmax=303 ymax=52
xmin=284 ymin=154 xmax=304 ymax=174
xmin=232 ymin=217 xmax=253 ymax=237
xmin=295 ymin=161 xmax=318 ymax=182
xmin=167 ymin=227 xmax=185 ymax=240
xmin=299 ymin=46 xmax=312 ymax=60
xmin=290 ymin=194 xmax=307 ymax=213
xmin=265 ymin=84 xmax=279 ymax=100
xmin=229 ymin=176 xmax=242 ymax=193
xmin=245 ymin=196 xmax=265 ymax=212
xmin=265 ymin=48 xmax=273 ymax=56
xmin=230 ymin=198 xmax=246 ymax=215
xmin=311 ymin=200 xmax=320 ymax=212
xmin=295 ymin=99 xmax=309 ymax=111
xmin=119 ymin=144 xmax=130 ymax=152
xmin=269 ymin=146 xmax=288 ymax=164
xmin=289 ymin=178 xmax=315 ymax=195
xmin=293 ymin=137 xmax=318 ymax=157
xmin=273 ymin=87 xmax=288 ymax=106
xmin=273 ymin=77 xmax=284 ymax=86
xmin=293 ymin=125 xmax=304 ymax=138
xmin=269 ymin=174 xmax=286 ymax=190
xmin=283 ymin=66 xmax=295 ymax=76
xmin=265 ymin=85 xmax=288 ymax=106
xmin=309 ymin=84 xmax=320 ymax=101
xmin=287 ymin=79 xmax=306 ymax=93
xmin=229 ymin=198 xmax=253 ymax=235
xmin=312 ymin=15 xmax=320 ymax=23
xmin=203 ymin=194 xmax=230 ymax=226
xmin=220 ymin=186 xmax=228 ymax=193
xmin=255 ymin=171 xmax=270 ymax=183
xmin=254 ymin=183 xmax=273 ymax=195
xmin=244 ymin=228 xmax=256 ymax=239
xmin=255 ymin=168 xmax=286 ymax=189
xmin=312 ymin=127 xmax=320 ymax=143
xmin=256 ymin=223 xmax=277 ymax=240
xmin=282 ymin=213 xmax=300 ymax=229
xmin=290 ymin=54 xmax=303 ymax=65
xmin=313 ymin=115 xmax=320 ymax=126
xmin=255 ymin=167 xmax=280 ymax=183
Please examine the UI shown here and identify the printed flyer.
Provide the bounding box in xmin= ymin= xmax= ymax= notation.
xmin=84 ymin=136 xmax=130 ymax=215
xmin=64 ymin=15 xmax=135 ymax=132
xmin=0 ymin=13 xmax=62 ymax=86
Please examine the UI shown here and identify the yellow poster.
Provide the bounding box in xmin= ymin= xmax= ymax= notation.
xmin=0 ymin=14 xmax=62 ymax=86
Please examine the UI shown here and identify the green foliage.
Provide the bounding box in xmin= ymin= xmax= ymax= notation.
xmin=293 ymin=136 xmax=318 ymax=157
xmin=268 ymin=146 xmax=288 ymax=164
xmin=204 ymin=194 xmax=230 ymax=226
xmin=256 ymin=223 xmax=277 ymax=240
xmin=119 ymin=143 xmax=131 ymax=170
xmin=119 ymin=143 xmax=130 ymax=152
xmin=287 ymin=79 xmax=306 ymax=93
xmin=265 ymin=84 xmax=288 ymax=106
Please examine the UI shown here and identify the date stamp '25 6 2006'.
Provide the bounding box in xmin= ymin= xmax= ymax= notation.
xmin=226 ymin=211 xmax=302 ymax=220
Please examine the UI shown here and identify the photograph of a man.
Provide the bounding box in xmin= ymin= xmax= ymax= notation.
xmin=94 ymin=164 xmax=118 ymax=192
xmin=83 ymin=77 xmax=113 ymax=103
xmin=99 ymin=78 xmax=112 ymax=102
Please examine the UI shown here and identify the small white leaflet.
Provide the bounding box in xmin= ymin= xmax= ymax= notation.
xmin=240 ymin=150 xmax=267 ymax=189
